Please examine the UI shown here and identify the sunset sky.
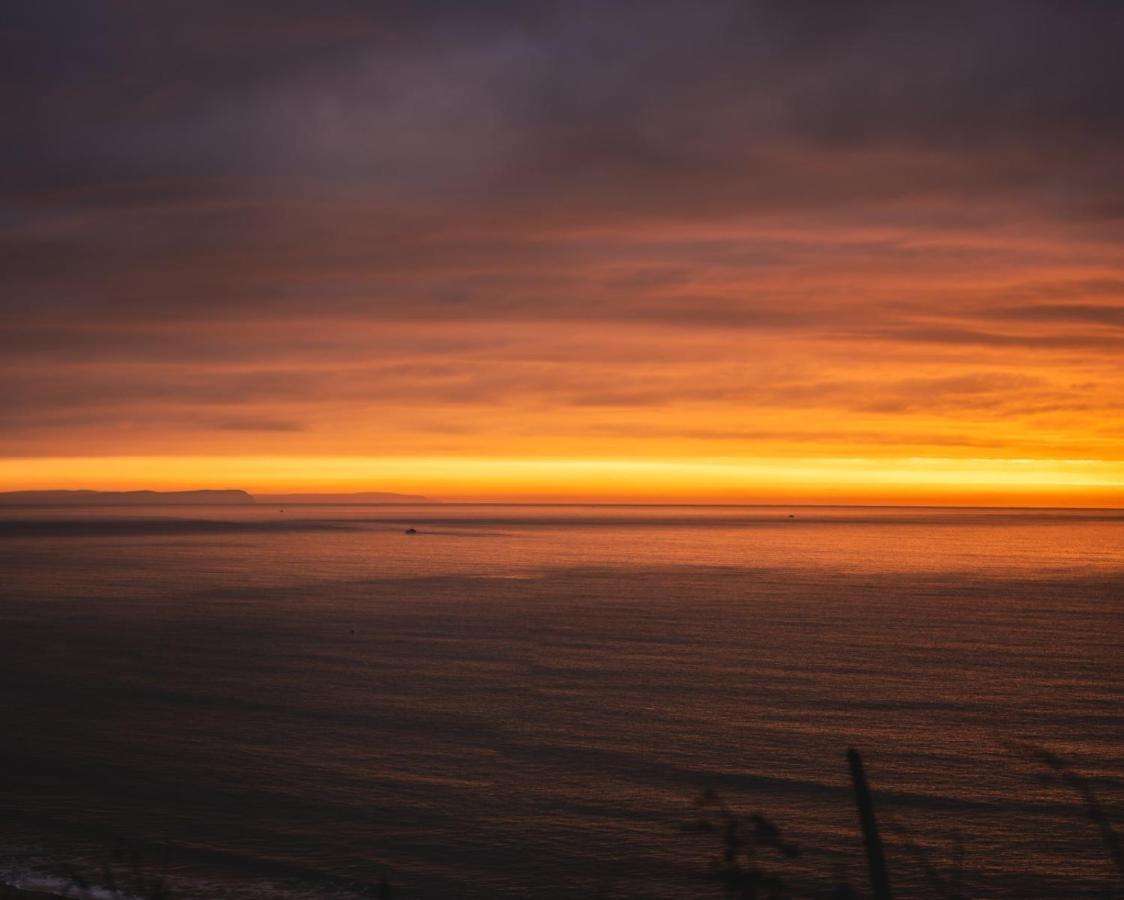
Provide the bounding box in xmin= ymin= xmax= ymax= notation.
xmin=4 ymin=2 xmax=1123 ymax=504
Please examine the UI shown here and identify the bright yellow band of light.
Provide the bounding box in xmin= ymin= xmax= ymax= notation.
xmin=2 ymin=456 xmax=1123 ymax=506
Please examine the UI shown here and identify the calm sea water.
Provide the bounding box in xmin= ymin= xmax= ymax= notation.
xmin=0 ymin=505 xmax=1121 ymax=898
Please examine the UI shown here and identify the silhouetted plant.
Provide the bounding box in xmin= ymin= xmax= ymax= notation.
xmin=848 ymin=748 xmax=891 ymax=900
xmin=688 ymin=788 xmax=802 ymax=899
xmin=1010 ymin=742 xmax=1124 ymax=890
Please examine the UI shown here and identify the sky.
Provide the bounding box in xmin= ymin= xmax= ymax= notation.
xmin=3 ymin=1 xmax=1124 ymax=504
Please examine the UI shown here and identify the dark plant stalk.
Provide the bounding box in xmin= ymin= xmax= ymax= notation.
xmin=1035 ymin=747 xmax=1124 ymax=887
xmin=848 ymin=747 xmax=892 ymax=900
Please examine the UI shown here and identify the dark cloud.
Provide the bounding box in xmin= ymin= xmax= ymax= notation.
xmin=982 ymin=304 xmax=1124 ymax=328
xmin=6 ymin=2 xmax=1122 ymax=205
xmin=862 ymin=326 xmax=1124 ymax=351
xmin=211 ymin=418 xmax=306 ymax=432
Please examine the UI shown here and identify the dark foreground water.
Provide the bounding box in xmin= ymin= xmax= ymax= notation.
xmin=0 ymin=505 xmax=1121 ymax=898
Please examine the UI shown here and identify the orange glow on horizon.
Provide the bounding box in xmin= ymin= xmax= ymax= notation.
xmin=3 ymin=455 xmax=1123 ymax=507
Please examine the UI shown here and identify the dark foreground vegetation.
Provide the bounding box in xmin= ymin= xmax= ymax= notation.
xmin=3 ymin=747 xmax=1120 ymax=900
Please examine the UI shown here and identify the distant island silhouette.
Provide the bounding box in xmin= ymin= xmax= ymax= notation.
xmin=0 ymin=490 xmax=255 ymax=506
xmin=0 ymin=490 xmax=431 ymax=506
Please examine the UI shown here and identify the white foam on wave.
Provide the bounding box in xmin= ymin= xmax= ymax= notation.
xmin=1 ymin=869 xmax=142 ymax=900
xmin=1 ymin=860 xmax=368 ymax=900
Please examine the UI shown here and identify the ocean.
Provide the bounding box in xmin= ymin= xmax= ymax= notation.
xmin=0 ymin=504 xmax=1121 ymax=898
